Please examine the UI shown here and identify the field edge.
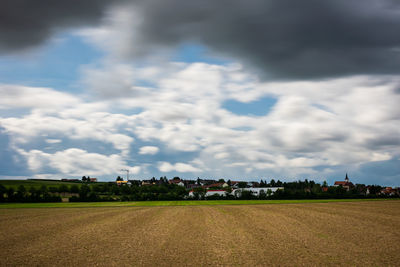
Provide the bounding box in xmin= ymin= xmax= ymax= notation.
xmin=0 ymin=198 xmax=398 ymax=209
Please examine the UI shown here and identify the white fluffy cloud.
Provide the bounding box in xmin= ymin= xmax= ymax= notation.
xmin=158 ymin=162 xmax=202 ymax=173
xmin=138 ymin=146 xmax=159 ymax=155
xmin=17 ymin=148 xmax=134 ymax=177
xmin=0 ymin=84 xmax=80 ymax=109
xmin=1 ymin=100 xmax=135 ymax=156
xmin=2 ymin=64 xmax=400 ymax=180
xmin=2 ymin=28 xmax=400 ymax=181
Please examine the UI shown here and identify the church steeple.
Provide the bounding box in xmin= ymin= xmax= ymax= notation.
xmin=345 ymin=173 xmax=349 ymax=182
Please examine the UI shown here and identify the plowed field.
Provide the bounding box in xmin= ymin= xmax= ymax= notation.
xmin=1 ymin=201 xmax=399 ymax=266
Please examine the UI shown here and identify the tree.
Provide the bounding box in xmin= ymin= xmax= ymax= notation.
xmin=92 ymin=184 xmax=101 ymax=193
xmin=49 ymin=186 xmax=58 ymax=193
xmin=267 ymin=189 xmax=273 ymax=197
xmin=238 ymin=182 xmax=247 ymax=188
xmin=239 ymin=190 xmax=254 ymax=199
xmin=39 ymin=185 xmax=48 ymax=195
xmin=116 ymin=176 xmax=123 ymax=181
xmin=58 ymin=184 xmax=69 ymax=193
xmin=79 ymin=184 xmax=90 ymax=199
xmin=29 ymin=186 xmax=37 ymax=196
xmin=6 ymin=187 xmax=15 ymax=201
xmin=224 ymin=186 xmax=233 ymax=194
xmin=16 ymin=185 xmax=27 ymax=201
xmin=17 ymin=185 xmax=26 ymax=194
xmin=70 ymin=184 xmax=79 ymax=194
xmin=111 ymin=185 xmax=121 ymax=195
xmin=218 ymin=178 xmax=225 ymax=183
xmin=192 ymin=187 xmax=206 ymax=200
xmin=82 ymin=176 xmax=87 ymax=182
xmin=259 ymin=189 xmax=267 ymax=199
xmin=0 ymin=184 xmax=6 ymax=202
xmin=368 ymin=185 xmax=382 ymax=195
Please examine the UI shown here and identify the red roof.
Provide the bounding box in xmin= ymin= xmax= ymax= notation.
xmin=189 ymin=189 xmax=226 ymax=193
xmin=203 ymin=182 xmax=224 ymax=188
xmin=169 ymin=179 xmax=182 ymax=184
xmin=334 ymin=181 xmax=354 ymax=190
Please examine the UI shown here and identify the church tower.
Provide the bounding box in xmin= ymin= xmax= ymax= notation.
xmin=345 ymin=173 xmax=349 ymax=183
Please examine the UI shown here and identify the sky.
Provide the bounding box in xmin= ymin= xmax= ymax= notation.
xmin=0 ymin=0 xmax=399 ymax=185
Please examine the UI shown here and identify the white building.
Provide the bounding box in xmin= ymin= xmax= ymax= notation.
xmin=232 ymin=187 xmax=284 ymax=197
xmin=188 ymin=189 xmax=228 ymax=198
xmin=205 ymin=190 xmax=227 ymax=197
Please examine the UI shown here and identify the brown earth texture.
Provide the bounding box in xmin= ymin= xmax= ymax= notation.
xmin=1 ymin=201 xmax=400 ymax=266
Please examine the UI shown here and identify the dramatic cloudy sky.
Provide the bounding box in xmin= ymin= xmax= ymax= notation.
xmin=1 ymin=0 xmax=399 ymax=185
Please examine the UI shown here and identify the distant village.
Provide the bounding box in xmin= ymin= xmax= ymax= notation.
xmin=60 ymin=173 xmax=400 ymax=199
xmin=1 ymin=173 xmax=399 ymax=203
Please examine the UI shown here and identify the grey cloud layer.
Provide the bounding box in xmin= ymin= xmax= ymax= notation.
xmin=0 ymin=0 xmax=123 ymax=51
xmin=2 ymin=0 xmax=400 ymax=79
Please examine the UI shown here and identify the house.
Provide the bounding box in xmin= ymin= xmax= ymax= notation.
xmin=141 ymin=180 xmax=152 ymax=186
xmin=230 ymin=181 xmax=240 ymax=188
xmin=334 ymin=174 xmax=354 ymax=191
xmin=89 ymin=178 xmax=97 ymax=182
xmin=188 ymin=189 xmax=228 ymax=198
xmin=232 ymin=187 xmax=284 ymax=197
xmin=248 ymin=181 xmax=260 ymax=187
xmin=169 ymin=177 xmax=182 ymax=184
xmin=205 ymin=190 xmax=227 ymax=197
xmin=186 ymin=183 xmax=201 ymax=190
xmin=197 ymin=179 xmax=217 ymax=186
xmin=127 ymin=180 xmax=141 ymax=186
xmin=380 ymin=187 xmax=399 ymax=196
xmin=203 ymin=182 xmax=225 ymax=189
xmin=116 ymin=180 xmax=128 ymax=186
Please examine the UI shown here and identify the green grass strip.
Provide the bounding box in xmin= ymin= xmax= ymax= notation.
xmin=0 ymin=198 xmax=398 ymax=209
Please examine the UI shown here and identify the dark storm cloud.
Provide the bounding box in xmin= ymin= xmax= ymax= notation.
xmin=0 ymin=0 xmax=123 ymax=51
xmin=132 ymin=0 xmax=400 ymax=79
xmin=2 ymin=0 xmax=400 ymax=79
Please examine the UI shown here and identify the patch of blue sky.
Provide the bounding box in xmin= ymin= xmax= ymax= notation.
xmin=16 ymin=135 xmax=121 ymax=157
xmin=232 ymin=126 xmax=254 ymax=131
xmin=222 ymin=97 xmax=277 ymax=116
xmin=171 ymin=42 xmax=230 ymax=65
xmin=0 ymin=32 xmax=103 ymax=92
xmin=133 ymin=79 xmax=157 ymax=89
xmin=0 ymin=129 xmax=31 ymax=176
xmin=108 ymin=107 xmax=144 ymax=116
xmin=0 ymin=108 xmax=32 ymax=118
xmin=312 ymin=103 xmax=334 ymax=113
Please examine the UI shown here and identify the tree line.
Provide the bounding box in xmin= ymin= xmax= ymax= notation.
xmin=0 ymin=179 xmax=394 ymax=203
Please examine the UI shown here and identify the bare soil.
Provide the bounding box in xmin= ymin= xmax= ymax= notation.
xmin=1 ymin=201 xmax=399 ymax=266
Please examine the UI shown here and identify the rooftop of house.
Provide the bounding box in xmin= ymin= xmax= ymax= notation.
xmin=203 ymin=182 xmax=225 ymax=188
xmin=206 ymin=189 xmax=226 ymax=192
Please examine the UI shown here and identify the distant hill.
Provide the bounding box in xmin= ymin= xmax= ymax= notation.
xmin=0 ymin=179 xmax=100 ymax=189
